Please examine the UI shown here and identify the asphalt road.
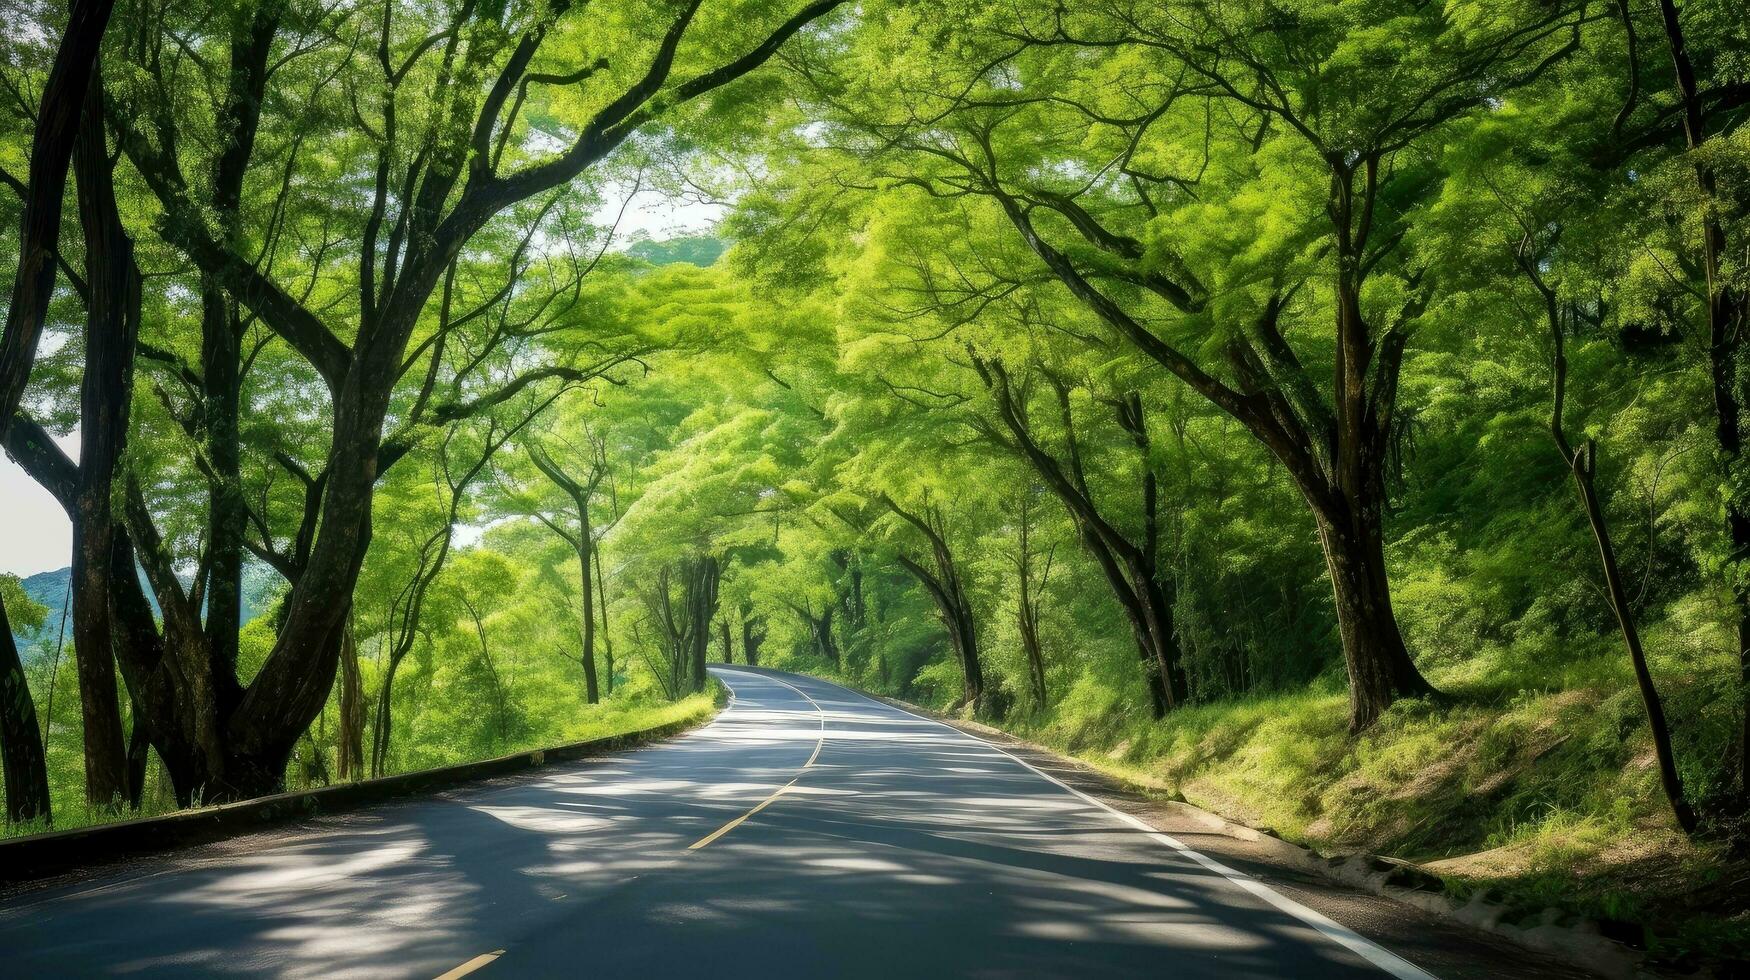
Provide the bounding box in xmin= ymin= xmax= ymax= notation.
xmin=0 ymin=667 xmax=1586 ymax=979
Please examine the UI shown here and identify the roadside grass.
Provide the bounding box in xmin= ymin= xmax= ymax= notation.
xmin=0 ymin=689 xmax=718 ymax=842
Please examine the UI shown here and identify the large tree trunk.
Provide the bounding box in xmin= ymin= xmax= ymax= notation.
xmin=1312 ymin=500 xmax=1433 ymax=732
xmin=0 ymin=597 xmax=52 ymax=824
xmin=67 ymin=72 xmax=135 ymax=809
xmin=201 ymin=283 xmax=246 ymax=715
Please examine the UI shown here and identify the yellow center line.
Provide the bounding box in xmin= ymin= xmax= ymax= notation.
xmin=689 ymin=673 xmax=827 ymax=850
xmin=433 ymin=949 xmax=505 ymax=980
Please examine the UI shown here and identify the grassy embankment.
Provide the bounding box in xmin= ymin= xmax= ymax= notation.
xmin=0 ymin=689 xmax=719 ymax=841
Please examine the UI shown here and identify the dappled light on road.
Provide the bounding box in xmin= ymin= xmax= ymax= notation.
xmin=0 ymin=668 xmax=1450 ymax=978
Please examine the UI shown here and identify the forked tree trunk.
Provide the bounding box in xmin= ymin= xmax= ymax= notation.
xmin=529 ymin=442 xmax=605 ymax=703
xmin=0 ymin=597 xmax=52 ymax=824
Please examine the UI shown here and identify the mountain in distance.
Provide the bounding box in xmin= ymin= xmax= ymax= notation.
xmin=17 ymin=562 xmax=282 ymax=634
xmin=625 ymin=232 xmax=726 ymax=267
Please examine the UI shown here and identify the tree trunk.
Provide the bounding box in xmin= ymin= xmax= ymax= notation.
xmin=335 ymin=616 xmax=364 ymax=782
xmin=946 ymin=587 xmax=985 ymax=714
xmin=0 ymin=597 xmax=52 ymax=824
xmin=1530 ymin=257 xmax=1701 ymax=834
xmin=201 ymin=281 xmax=246 ymax=716
xmin=528 ymin=442 xmax=604 ymax=702
xmin=0 ymin=0 xmax=116 ymax=434
xmin=894 ymin=554 xmax=984 ymax=713
xmin=595 ymin=548 xmax=615 ymax=695
xmin=720 ymin=616 xmax=734 ymax=664
xmin=125 ymin=709 xmax=150 ymax=811
xmin=1312 ymin=501 xmax=1434 ymax=731
xmin=684 ymin=556 xmax=720 ymax=693
xmin=577 ymin=537 xmax=599 ymax=703
xmin=1655 ymin=0 xmax=1750 ymax=799
xmin=885 ymin=496 xmax=987 ymax=714
xmin=1017 ymin=587 xmax=1047 ymax=709
xmin=971 ymin=361 xmax=1179 ymax=715
xmin=67 ymin=69 xmax=136 ymax=809
xmin=370 ymin=651 xmax=404 ymax=780
xmin=742 ymin=615 xmax=765 ymax=667
xmin=1016 ymin=499 xmax=1048 ymax=709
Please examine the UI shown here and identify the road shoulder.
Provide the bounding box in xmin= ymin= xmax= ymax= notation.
xmin=857 ymin=689 xmax=1621 ymax=980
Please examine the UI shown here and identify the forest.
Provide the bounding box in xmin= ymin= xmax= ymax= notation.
xmin=1 ymin=0 xmax=1748 ymax=962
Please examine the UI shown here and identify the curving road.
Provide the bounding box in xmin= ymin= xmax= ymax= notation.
xmin=0 ymin=667 xmax=1584 ymax=979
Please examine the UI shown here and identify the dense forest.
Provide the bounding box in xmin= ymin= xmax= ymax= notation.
xmin=1 ymin=0 xmax=1748 ymax=960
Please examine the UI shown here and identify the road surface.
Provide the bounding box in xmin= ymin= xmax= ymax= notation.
xmin=0 ymin=667 xmax=1584 ymax=978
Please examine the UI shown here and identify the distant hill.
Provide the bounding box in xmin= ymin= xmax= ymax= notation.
xmin=17 ymin=562 xmax=283 ymax=635
xmin=626 ymin=233 xmax=726 ymax=267
xmin=19 ymin=567 xmax=71 ymax=622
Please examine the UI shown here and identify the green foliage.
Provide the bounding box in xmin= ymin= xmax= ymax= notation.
xmin=4 ymin=0 xmax=1750 ymax=962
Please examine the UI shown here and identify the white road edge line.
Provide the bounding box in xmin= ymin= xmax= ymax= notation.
xmin=778 ymin=671 xmax=1439 ymax=980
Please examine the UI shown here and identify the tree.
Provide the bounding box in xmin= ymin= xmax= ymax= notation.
xmin=881 ymin=492 xmax=988 ymax=715
xmin=767 ymin=0 xmax=1600 ymax=729
xmin=0 ymin=0 xmax=848 ymax=802
xmin=527 ymin=433 xmax=612 ymax=703
xmin=0 ymin=579 xmax=52 ymax=824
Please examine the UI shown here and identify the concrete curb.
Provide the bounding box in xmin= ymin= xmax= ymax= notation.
xmin=0 ymin=702 xmax=719 ymax=887
xmin=864 ymin=691 xmax=1649 ymax=980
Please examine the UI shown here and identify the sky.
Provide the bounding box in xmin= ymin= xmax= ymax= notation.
xmin=0 ymin=186 xmax=724 ymax=578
